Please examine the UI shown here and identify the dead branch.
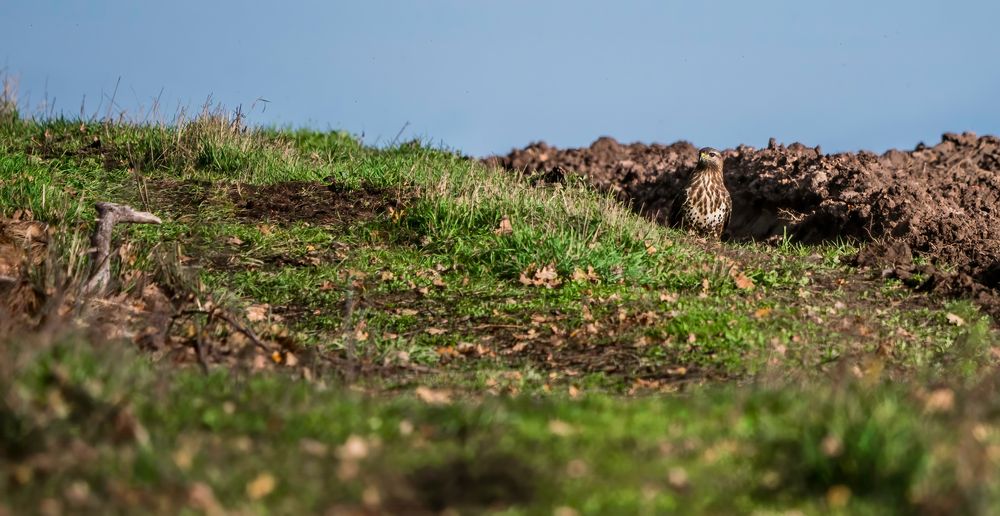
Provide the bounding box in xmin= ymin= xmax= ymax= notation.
xmin=211 ymin=309 xmax=270 ymax=353
xmin=84 ymin=202 xmax=161 ymax=296
xmin=171 ymin=307 xmax=271 ymax=354
xmin=193 ymin=321 xmax=210 ymax=375
xmin=341 ymin=281 xmax=358 ymax=382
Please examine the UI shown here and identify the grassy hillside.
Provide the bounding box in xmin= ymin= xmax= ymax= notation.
xmin=2 ymin=110 xmax=999 ymax=514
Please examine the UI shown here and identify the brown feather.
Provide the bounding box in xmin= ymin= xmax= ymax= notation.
xmin=678 ymin=150 xmax=732 ymax=239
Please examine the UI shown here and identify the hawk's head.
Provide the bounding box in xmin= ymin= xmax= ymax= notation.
xmin=698 ymin=147 xmax=723 ymax=169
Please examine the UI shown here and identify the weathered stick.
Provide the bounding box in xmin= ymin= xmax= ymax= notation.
xmin=341 ymin=281 xmax=358 ymax=382
xmin=84 ymin=202 xmax=161 ymax=296
xmin=170 ymin=308 xmax=272 ymax=353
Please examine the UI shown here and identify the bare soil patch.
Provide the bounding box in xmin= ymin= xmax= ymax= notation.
xmin=147 ymin=178 xmax=217 ymax=216
xmin=231 ymin=181 xmax=401 ymax=226
xmin=487 ymin=133 xmax=1000 ymax=316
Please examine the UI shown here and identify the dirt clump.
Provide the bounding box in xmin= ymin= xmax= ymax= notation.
xmin=488 ymin=132 xmax=1000 ymax=315
xmin=0 ymin=216 xmax=48 ymax=318
xmin=0 ymin=217 xmax=47 ymax=278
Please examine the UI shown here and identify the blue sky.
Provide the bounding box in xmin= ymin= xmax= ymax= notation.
xmin=3 ymin=1 xmax=999 ymax=156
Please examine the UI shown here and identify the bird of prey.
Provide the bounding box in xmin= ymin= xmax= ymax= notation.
xmin=673 ymin=147 xmax=732 ymax=239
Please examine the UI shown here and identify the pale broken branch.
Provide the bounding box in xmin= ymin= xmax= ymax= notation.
xmin=84 ymin=202 xmax=162 ymax=296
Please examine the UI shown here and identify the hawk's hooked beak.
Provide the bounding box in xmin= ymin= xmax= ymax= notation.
xmin=699 ymin=151 xmax=708 ymax=161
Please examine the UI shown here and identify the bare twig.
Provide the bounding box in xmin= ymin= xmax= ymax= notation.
xmin=341 ymin=281 xmax=358 ymax=381
xmin=84 ymin=202 xmax=161 ymax=296
xmin=193 ymin=321 xmax=209 ymax=374
xmin=104 ymin=76 xmax=121 ymax=122
xmin=171 ymin=308 xmax=270 ymax=353
xmin=212 ymin=309 xmax=270 ymax=353
xmin=471 ymin=323 xmax=525 ymax=330
xmin=390 ymin=121 xmax=410 ymax=147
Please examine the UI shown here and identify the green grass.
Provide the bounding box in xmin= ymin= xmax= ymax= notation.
xmin=3 ymin=336 xmax=998 ymax=514
xmin=0 ymin=339 xmax=1000 ymax=514
xmin=2 ymin=111 xmax=999 ymax=513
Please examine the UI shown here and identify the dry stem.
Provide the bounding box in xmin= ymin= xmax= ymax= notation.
xmin=84 ymin=202 xmax=161 ymax=296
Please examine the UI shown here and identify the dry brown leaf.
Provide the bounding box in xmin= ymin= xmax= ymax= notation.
xmin=637 ymin=311 xmax=660 ymax=325
xmin=535 ymin=264 xmax=560 ymax=282
xmin=699 ymin=278 xmax=710 ymax=298
xmin=730 ymin=269 xmax=755 ymax=290
xmin=571 ymin=265 xmax=600 ymax=283
xmin=520 ymin=263 xmax=563 ymax=288
xmin=362 ymin=485 xmax=381 ymax=509
xmin=189 ymin=483 xmax=225 ymax=516
xmin=172 ymin=441 xmax=197 ymax=471
xmin=425 ymin=327 xmax=447 ymax=336
xmin=345 ymin=269 xmax=368 ymax=280
xmin=923 ymin=388 xmax=955 ymax=413
xmin=246 ymin=304 xmax=269 ymax=322
xmin=299 ymin=439 xmax=329 ymax=457
xmin=354 ymin=321 xmax=369 ymax=341
xmin=337 ymin=435 xmax=370 ymax=461
xmin=246 ymin=472 xmax=276 ymax=500
xmin=826 ymin=485 xmax=851 ymax=508
xmin=548 ymin=419 xmax=575 ymax=437
xmin=436 ymin=346 xmax=460 ymax=358
xmin=494 ymin=216 xmax=513 ymax=235
xmin=415 ymin=386 xmax=452 ymax=405
xmin=457 ymin=342 xmax=490 ymax=357
xmin=514 ymin=328 xmax=538 ymax=340
xmin=771 ymin=338 xmax=787 ymax=357
xmin=668 ymin=467 xmax=689 ymax=490
xmin=945 ymin=313 xmax=965 ymax=326
xmin=821 ymin=434 xmax=843 ymax=457
xmin=659 ymin=292 xmax=679 ymax=303
xmin=753 ymin=307 xmax=772 ymax=319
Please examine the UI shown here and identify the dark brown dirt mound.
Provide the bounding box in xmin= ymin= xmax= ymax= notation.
xmin=232 ymin=181 xmax=401 ymax=226
xmin=487 ymin=132 xmax=1000 ymax=311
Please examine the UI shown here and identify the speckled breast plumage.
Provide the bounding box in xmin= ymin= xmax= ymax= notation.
xmin=680 ymin=172 xmax=732 ymax=238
